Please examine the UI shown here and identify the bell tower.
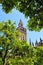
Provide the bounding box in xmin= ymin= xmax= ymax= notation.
xmin=17 ymin=19 xmax=27 ymax=41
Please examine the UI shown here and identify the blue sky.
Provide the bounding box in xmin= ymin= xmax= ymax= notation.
xmin=0 ymin=6 xmax=43 ymax=44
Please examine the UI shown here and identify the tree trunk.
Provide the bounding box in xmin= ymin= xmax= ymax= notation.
xmin=2 ymin=47 xmax=8 ymax=65
xmin=3 ymin=61 xmax=7 ymax=65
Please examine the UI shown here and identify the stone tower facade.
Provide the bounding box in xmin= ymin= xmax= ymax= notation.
xmin=17 ymin=20 xmax=27 ymax=41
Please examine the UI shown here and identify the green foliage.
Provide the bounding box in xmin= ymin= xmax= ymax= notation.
xmin=0 ymin=21 xmax=36 ymax=65
xmin=0 ymin=21 xmax=43 ymax=65
xmin=27 ymin=17 xmax=43 ymax=31
xmin=0 ymin=58 xmax=2 ymax=65
xmin=6 ymin=41 xmax=36 ymax=65
xmin=0 ymin=20 xmax=16 ymax=65
xmin=36 ymin=46 xmax=43 ymax=65
xmin=0 ymin=0 xmax=43 ymax=31
xmin=1 ymin=0 xmax=15 ymax=13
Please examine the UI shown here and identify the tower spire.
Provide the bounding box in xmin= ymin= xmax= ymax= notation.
xmin=18 ymin=19 xmax=23 ymax=27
